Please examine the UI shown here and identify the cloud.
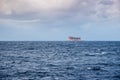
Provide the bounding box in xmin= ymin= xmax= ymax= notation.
xmin=0 ymin=0 xmax=120 ymax=21
xmin=0 ymin=0 xmax=75 ymax=15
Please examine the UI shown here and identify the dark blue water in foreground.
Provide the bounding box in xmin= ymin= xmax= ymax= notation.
xmin=0 ymin=41 xmax=120 ymax=80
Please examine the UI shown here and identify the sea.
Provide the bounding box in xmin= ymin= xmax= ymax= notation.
xmin=0 ymin=41 xmax=120 ymax=80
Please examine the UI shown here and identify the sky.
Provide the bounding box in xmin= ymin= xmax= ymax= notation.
xmin=0 ymin=0 xmax=120 ymax=41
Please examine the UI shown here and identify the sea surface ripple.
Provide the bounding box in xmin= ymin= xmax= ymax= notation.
xmin=0 ymin=41 xmax=120 ymax=80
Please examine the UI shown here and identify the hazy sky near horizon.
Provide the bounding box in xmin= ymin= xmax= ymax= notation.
xmin=0 ymin=0 xmax=120 ymax=41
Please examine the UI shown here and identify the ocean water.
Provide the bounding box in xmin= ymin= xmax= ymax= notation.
xmin=0 ymin=41 xmax=120 ymax=80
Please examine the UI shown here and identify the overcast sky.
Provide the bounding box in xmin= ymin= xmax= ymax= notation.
xmin=0 ymin=0 xmax=120 ymax=41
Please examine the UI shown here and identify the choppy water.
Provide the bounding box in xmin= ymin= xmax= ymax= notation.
xmin=0 ymin=41 xmax=120 ymax=80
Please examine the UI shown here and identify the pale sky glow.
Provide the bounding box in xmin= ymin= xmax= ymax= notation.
xmin=0 ymin=0 xmax=120 ymax=41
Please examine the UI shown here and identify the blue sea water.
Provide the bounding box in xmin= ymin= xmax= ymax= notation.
xmin=0 ymin=41 xmax=120 ymax=80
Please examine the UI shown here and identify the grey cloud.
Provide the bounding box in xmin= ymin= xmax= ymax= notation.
xmin=0 ymin=0 xmax=119 ymax=22
xmin=100 ymin=0 xmax=114 ymax=5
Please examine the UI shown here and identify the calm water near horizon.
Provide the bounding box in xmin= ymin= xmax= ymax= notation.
xmin=0 ymin=41 xmax=120 ymax=80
